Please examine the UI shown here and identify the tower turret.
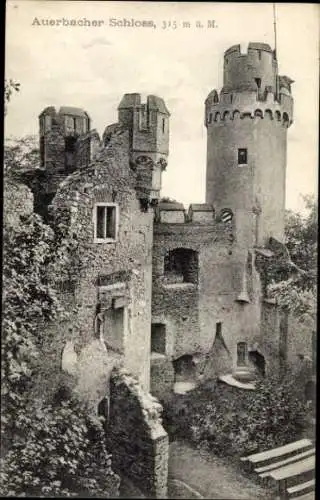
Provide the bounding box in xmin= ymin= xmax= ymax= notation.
xmin=39 ymin=106 xmax=91 ymax=173
xmin=205 ymin=42 xmax=293 ymax=246
xmin=118 ymin=94 xmax=170 ymax=202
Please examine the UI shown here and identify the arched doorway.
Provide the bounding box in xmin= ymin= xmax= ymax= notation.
xmin=172 ymin=354 xmax=197 ymax=394
xmin=248 ymin=350 xmax=266 ymax=377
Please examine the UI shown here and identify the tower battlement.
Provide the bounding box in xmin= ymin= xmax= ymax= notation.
xmin=222 ymin=42 xmax=278 ymax=95
xmin=205 ymin=42 xmax=294 ymax=245
xmin=118 ymin=93 xmax=170 ymax=157
xmin=39 ymin=106 xmax=91 ymax=137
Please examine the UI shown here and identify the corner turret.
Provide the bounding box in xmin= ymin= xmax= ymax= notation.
xmin=117 ymin=93 xmax=170 ymax=205
xmin=39 ymin=106 xmax=91 ymax=173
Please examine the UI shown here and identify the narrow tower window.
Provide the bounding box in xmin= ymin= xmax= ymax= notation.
xmin=238 ymin=148 xmax=248 ymax=166
xmin=254 ymin=78 xmax=261 ymax=89
xmin=216 ymin=322 xmax=222 ymax=336
xmin=162 ymin=118 xmax=165 ymax=133
xmin=237 ymin=342 xmax=248 ymax=366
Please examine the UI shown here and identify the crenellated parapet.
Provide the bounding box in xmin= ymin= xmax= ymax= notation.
xmin=154 ymin=201 xmax=234 ymax=247
xmin=205 ymin=42 xmax=294 ymax=128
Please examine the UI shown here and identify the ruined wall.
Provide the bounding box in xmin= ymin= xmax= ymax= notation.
xmin=50 ymin=128 xmax=154 ymax=392
xmin=152 ymin=219 xmax=263 ymax=383
xmin=106 ymin=368 xmax=169 ymax=499
xmin=150 ymin=354 xmax=175 ymax=401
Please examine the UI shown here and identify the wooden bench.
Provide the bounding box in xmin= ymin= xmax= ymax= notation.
xmin=286 ymin=478 xmax=315 ymax=498
xmin=256 ymin=448 xmax=315 ymax=476
xmin=267 ymin=456 xmax=315 ymax=498
xmin=268 ymin=456 xmax=314 ymax=483
xmin=293 ymin=492 xmax=315 ymax=500
xmin=240 ymin=439 xmax=313 ymax=468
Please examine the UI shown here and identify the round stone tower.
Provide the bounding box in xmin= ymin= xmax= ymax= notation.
xmin=205 ymin=42 xmax=294 ymax=246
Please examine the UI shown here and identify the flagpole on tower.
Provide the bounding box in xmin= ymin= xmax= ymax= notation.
xmin=273 ymin=3 xmax=279 ymax=101
xmin=273 ymin=3 xmax=278 ymax=59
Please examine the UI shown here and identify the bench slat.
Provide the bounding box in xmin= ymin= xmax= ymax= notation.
xmin=287 ymin=478 xmax=315 ymax=495
xmin=255 ymin=448 xmax=315 ymax=474
xmin=240 ymin=439 xmax=313 ymax=464
xmin=268 ymin=456 xmax=315 ymax=481
xmin=293 ymin=493 xmax=315 ymax=500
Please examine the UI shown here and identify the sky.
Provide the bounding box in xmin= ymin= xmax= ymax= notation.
xmin=5 ymin=1 xmax=319 ymax=213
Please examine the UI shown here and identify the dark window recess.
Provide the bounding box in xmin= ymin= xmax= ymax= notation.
xmin=65 ymin=137 xmax=77 ymax=170
xmin=238 ymin=148 xmax=248 ymax=165
xmin=40 ymin=136 xmax=45 ymax=167
xmin=216 ymin=322 xmax=222 ymax=336
xmin=258 ymin=50 xmax=262 ymax=60
xmin=151 ymin=324 xmax=166 ymax=354
xmin=255 ymin=78 xmax=261 ymax=89
xmin=96 ymin=205 xmax=117 ymax=239
xmin=162 ymin=118 xmax=165 ymax=133
xmin=237 ymin=342 xmax=248 ymax=366
xmin=164 ymin=248 xmax=199 ymax=284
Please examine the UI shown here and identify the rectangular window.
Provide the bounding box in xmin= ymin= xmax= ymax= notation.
xmin=94 ymin=203 xmax=118 ymax=242
xmin=238 ymin=148 xmax=248 ymax=165
xmin=237 ymin=342 xmax=248 ymax=366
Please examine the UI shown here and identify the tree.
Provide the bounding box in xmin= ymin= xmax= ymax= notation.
xmin=4 ymin=79 xmax=20 ymax=115
xmin=4 ymin=135 xmax=39 ymax=177
xmin=268 ymin=195 xmax=317 ymax=325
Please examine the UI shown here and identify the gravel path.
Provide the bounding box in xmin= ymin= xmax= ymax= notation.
xmin=169 ymin=440 xmax=271 ymax=500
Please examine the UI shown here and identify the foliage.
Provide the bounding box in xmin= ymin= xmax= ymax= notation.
xmin=4 ymin=135 xmax=39 ymax=177
xmin=159 ymin=196 xmax=179 ymax=203
xmin=2 ymin=131 xmax=118 ymax=497
xmin=284 ymin=194 xmax=317 ymax=273
xmin=4 ymin=79 xmax=20 ymax=114
xmin=0 ymin=395 xmax=119 ymax=497
xmin=267 ymin=195 xmax=317 ymax=325
xmin=1 ymin=213 xmax=64 ymax=449
xmin=162 ymin=373 xmax=308 ymax=458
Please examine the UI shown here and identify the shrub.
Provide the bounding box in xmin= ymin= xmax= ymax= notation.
xmin=0 ymin=395 xmax=120 ymax=497
xmin=162 ymin=373 xmax=309 ymax=458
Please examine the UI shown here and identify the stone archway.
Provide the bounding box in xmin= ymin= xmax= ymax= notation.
xmin=172 ymin=354 xmax=197 ymax=394
xmin=248 ymin=350 xmax=266 ymax=377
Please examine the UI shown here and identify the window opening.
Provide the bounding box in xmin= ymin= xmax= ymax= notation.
xmin=151 ymin=323 xmax=166 ymax=354
xmin=95 ymin=204 xmax=118 ymax=241
xmin=254 ymin=78 xmax=261 ymax=89
xmin=238 ymin=148 xmax=247 ymax=165
xmin=237 ymin=342 xmax=248 ymax=366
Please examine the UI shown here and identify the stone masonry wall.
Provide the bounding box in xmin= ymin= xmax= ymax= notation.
xmin=106 ymin=368 xmax=169 ymax=499
xmin=51 ymin=128 xmax=154 ymax=391
xmin=152 ymin=222 xmax=262 ymax=372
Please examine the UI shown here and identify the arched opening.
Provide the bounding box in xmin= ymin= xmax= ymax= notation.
xmin=283 ymin=112 xmax=289 ymax=126
xmin=214 ymin=112 xmax=221 ymax=122
xmin=254 ymin=109 xmax=263 ymax=119
xmin=173 ymin=354 xmax=197 ymax=390
xmin=164 ymin=248 xmax=199 ymax=285
xmin=275 ymin=110 xmax=281 ymax=121
xmin=232 ymin=110 xmax=240 ymax=120
xmin=265 ymin=109 xmax=273 ymax=120
xmin=223 ymin=111 xmax=230 ymax=120
xmin=248 ymin=350 xmax=266 ymax=377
